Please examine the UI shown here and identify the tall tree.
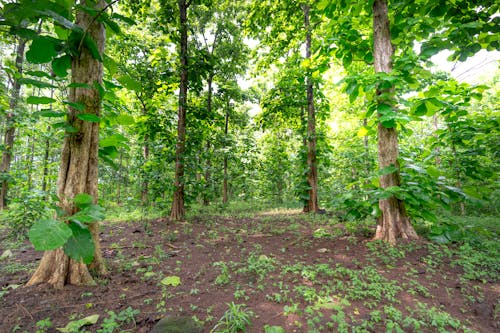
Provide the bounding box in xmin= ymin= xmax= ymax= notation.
xmin=27 ymin=0 xmax=107 ymax=288
xmin=372 ymin=0 xmax=418 ymax=243
xmin=0 ymin=37 xmax=26 ymax=209
xmin=170 ymin=0 xmax=189 ymax=219
xmin=302 ymin=3 xmax=318 ymax=212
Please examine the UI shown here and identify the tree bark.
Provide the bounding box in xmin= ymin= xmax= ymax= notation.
xmin=27 ymin=0 xmax=107 ymax=288
xmin=170 ymin=0 xmax=189 ymax=220
xmin=372 ymin=0 xmax=418 ymax=244
xmin=302 ymin=4 xmax=319 ymax=213
xmin=1 ymin=38 xmax=26 ymax=210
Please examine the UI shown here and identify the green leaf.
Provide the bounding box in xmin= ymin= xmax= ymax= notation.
xmin=77 ymin=113 xmax=100 ymax=122
xmin=26 ymin=37 xmax=58 ymax=64
xmin=52 ymin=54 xmax=72 ymax=77
xmin=420 ymin=46 xmax=440 ymax=59
xmin=116 ymin=114 xmax=135 ymax=125
xmin=99 ymin=133 xmax=128 ymax=147
xmin=57 ymin=314 xmax=99 ymax=333
xmin=70 ymin=204 xmax=105 ymax=224
xmin=377 ymin=103 xmax=393 ymax=114
xmin=116 ymin=75 xmax=141 ymax=91
xmin=28 ymin=219 xmax=73 ymax=251
xmin=18 ymin=78 xmax=56 ymax=89
xmin=264 ymin=326 xmax=286 ymax=333
xmin=63 ymin=100 xmax=86 ymax=111
xmin=33 ymin=110 xmax=66 ymax=117
xmin=414 ymin=101 xmax=427 ymax=116
xmin=63 ymin=222 xmax=95 ymax=264
xmin=24 ymin=70 xmax=53 ymax=79
xmin=103 ymin=55 xmax=118 ymax=75
xmin=27 ymin=96 xmax=57 ymax=104
xmin=161 ymin=276 xmax=181 ymax=287
xmin=73 ymin=193 xmax=94 ymax=206
xmin=111 ymin=13 xmax=136 ymax=25
xmin=84 ymin=35 xmax=102 ymax=62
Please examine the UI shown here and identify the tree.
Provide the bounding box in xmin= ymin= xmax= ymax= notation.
xmin=371 ymin=0 xmax=418 ymax=243
xmin=170 ymin=0 xmax=189 ymax=220
xmin=0 ymin=37 xmax=26 ymax=209
xmin=27 ymin=0 xmax=107 ymax=288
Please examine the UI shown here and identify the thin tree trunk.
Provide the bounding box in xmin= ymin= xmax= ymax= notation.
xmin=171 ymin=0 xmax=189 ymax=220
xmin=27 ymin=0 xmax=107 ymax=288
xmin=116 ymin=152 xmax=122 ymax=205
xmin=41 ymin=127 xmax=51 ymax=193
xmin=222 ymin=107 xmax=229 ymax=204
xmin=1 ymin=38 xmax=26 ymax=209
xmin=372 ymin=0 xmax=418 ymax=244
xmin=303 ymin=4 xmax=319 ymax=213
xmin=203 ymin=75 xmax=214 ymax=206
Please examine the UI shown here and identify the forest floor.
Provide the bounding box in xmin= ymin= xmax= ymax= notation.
xmin=0 ymin=207 xmax=498 ymax=333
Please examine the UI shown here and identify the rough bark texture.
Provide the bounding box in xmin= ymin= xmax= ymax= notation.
xmin=1 ymin=38 xmax=26 ymax=210
xmin=303 ymin=4 xmax=319 ymax=213
xmin=170 ymin=0 xmax=188 ymax=220
xmin=372 ymin=0 xmax=418 ymax=244
xmin=27 ymin=0 xmax=107 ymax=288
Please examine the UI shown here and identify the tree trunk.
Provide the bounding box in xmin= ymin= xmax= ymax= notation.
xmin=170 ymin=0 xmax=189 ymax=220
xmin=372 ymin=0 xmax=418 ymax=244
xmin=222 ymin=107 xmax=229 ymax=204
xmin=1 ymin=38 xmax=26 ymax=210
xmin=303 ymin=4 xmax=319 ymax=213
xmin=27 ymin=0 xmax=107 ymax=288
xmin=203 ymin=75 xmax=214 ymax=206
xmin=41 ymin=127 xmax=51 ymax=193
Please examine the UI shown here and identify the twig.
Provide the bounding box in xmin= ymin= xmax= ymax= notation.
xmin=16 ymin=303 xmax=34 ymax=320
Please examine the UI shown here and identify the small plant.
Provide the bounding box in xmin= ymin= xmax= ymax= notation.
xmin=97 ymin=307 xmax=140 ymax=333
xmin=214 ymin=261 xmax=231 ymax=286
xmin=211 ymin=303 xmax=253 ymax=333
xmin=35 ymin=317 xmax=53 ymax=333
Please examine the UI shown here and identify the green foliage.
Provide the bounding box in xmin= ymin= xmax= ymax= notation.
xmin=27 ymin=194 xmax=105 ymax=263
xmin=97 ymin=307 xmax=140 ymax=333
xmin=212 ymin=303 xmax=253 ymax=333
xmin=0 ymin=191 xmax=51 ymax=240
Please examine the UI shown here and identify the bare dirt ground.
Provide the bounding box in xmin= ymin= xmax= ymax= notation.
xmin=1 ymin=210 xmax=498 ymax=332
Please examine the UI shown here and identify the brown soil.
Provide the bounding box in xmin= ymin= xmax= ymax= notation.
xmin=0 ymin=210 xmax=498 ymax=332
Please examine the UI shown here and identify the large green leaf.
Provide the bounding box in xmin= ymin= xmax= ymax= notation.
xmin=99 ymin=133 xmax=128 ymax=147
xmin=28 ymin=219 xmax=72 ymax=251
xmin=57 ymin=315 xmax=99 ymax=333
xmin=84 ymin=35 xmax=102 ymax=62
xmin=26 ymin=37 xmax=58 ymax=64
xmin=77 ymin=113 xmax=100 ymax=122
xmin=33 ymin=109 xmax=66 ymax=117
xmin=27 ymin=96 xmax=57 ymax=104
xmin=52 ymin=54 xmax=72 ymax=77
xmin=18 ymin=78 xmax=56 ymax=89
xmin=63 ymin=222 xmax=95 ymax=264
xmin=116 ymin=75 xmax=141 ymax=91
xmin=73 ymin=193 xmax=94 ymax=206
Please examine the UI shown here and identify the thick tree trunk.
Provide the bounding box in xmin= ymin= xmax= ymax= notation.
xmin=372 ymin=0 xmax=418 ymax=244
xmin=27 ymin=0 xmax=107 ymax=288
xmin=303 ymin=4 xmax=319 ymax=213
xmin=171 ymin=0 xmax=189 ymax=220
xmin=1 ymin=38 xmax=26 ymax=210
xmin=222 ymin=108 xmax=229 ymax=204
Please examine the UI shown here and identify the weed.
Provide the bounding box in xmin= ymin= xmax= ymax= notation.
xmin=211 ymin=302 xmax=253 ymax=333
xmin=35 ymin=317 xmax=52 ymax=333
xmin=214 ymin=261 xmax=231 ymax=286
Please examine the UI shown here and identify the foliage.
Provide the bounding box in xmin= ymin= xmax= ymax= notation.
xmin=0 ymin=190 xmax=51 ymax=240
xmin=211 ymin=302 xmax=253 ymax=333
xmin=27 ymin=194 xmax=104 ymax=264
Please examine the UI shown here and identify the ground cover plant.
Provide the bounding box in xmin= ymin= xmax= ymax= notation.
xmin=1 ymin=204 xmax=498 ymax=332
